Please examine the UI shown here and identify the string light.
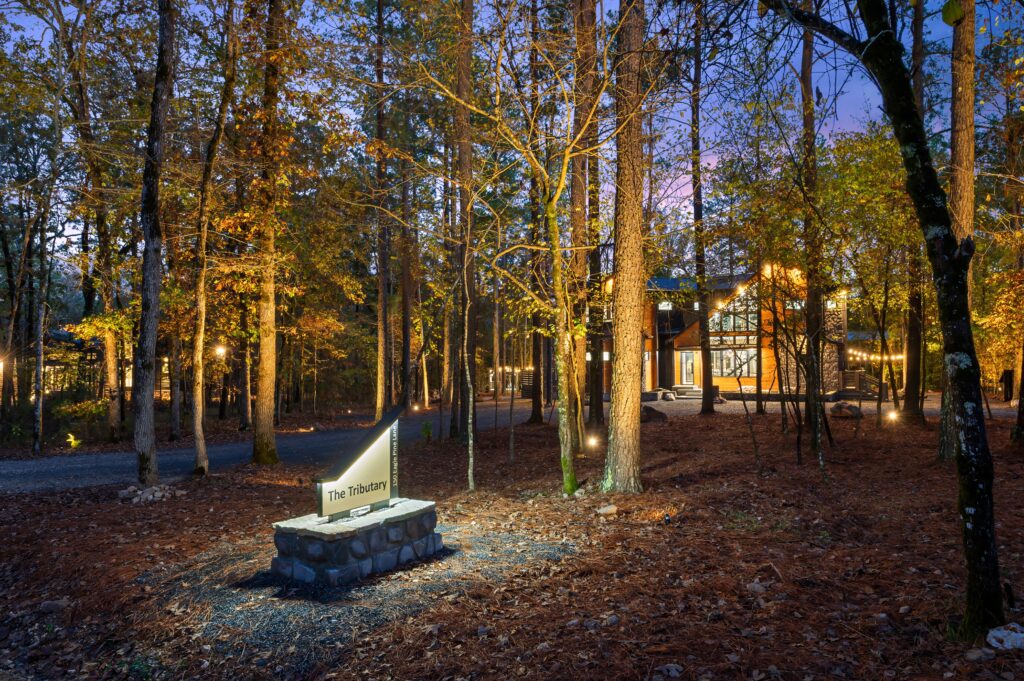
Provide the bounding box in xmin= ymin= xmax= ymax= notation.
xmin=846 ymin=349 xmax=905 ymax=363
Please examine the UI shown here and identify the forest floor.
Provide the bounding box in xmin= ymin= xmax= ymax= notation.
xmin=1 ymin=412 xmax=1023 ymax=680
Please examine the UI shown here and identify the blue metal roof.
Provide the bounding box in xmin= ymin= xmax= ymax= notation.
xmin=647 ymin=276 xmax=697 ymax=291
xmin=647 ymin=273 xmax=755 ymax=293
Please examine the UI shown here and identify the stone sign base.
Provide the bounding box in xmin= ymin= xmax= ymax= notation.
xmin=271 ymin=498 xmax=442 ymax=586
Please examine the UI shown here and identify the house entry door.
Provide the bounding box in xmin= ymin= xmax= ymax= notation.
xmin=680 ymin=351 xmax=695 ymax=385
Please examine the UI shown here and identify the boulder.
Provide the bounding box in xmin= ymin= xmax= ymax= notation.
xmin=830 ymin=401 xmax=863 ymax=419
xmin=640 ymin=405 xmax=669 ymax=423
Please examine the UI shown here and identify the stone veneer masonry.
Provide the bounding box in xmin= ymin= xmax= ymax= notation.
xmin=271 ymin=498 xmax=442 ymax=586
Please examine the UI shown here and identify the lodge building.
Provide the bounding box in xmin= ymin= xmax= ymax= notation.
xmin=596 ymin=268 xmax=848 ymax=399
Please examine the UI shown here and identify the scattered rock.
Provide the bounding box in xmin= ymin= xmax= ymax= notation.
xmin=121 ymin=484 xmax=183 ymax=504
xmin=596 ymin=504 xmax=618 ymax=517
xmin=746 ymin=579 xmax=767 ymax=594
xmin=987 ymin=623 xmax=1024 ymax=650
xmin=655 ymin=663 xmax=684 ymax=678
xmin=661 ymin=392 xmax=676 ymax=401
xmin=898 ymin=605 xmax=911 ymax=614
xmin=965 ymin=647 xmax=996 ymax=662
xmin=602 ymin=614 xmax=620 ymax=627
xmin=39 ymin=598 xmax=70 ymax=614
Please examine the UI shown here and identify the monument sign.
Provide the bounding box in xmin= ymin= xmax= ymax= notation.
xmin=271 ymin=405 xmax=444 ymax=586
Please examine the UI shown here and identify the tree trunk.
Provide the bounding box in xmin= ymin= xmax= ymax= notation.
xmin=547 ymin=201 xmax=579 ymax=494
xmin=1014 ymin=337 xmax=1024 ymax=442
xmin=939 ymin=0 xmax=976 ymax=459
xmin=31 ymin=211 xmax=47 ymax=457
xmin=903 ymin=0 xmax=925 ymax=417
xmin=568 ymin=0 xmax=597 ymax=454
xmin=169 ymin=335 xmax=181 ymax=440
xmin=950 ymin=0 xmax=976 ymax=268
xmin=602 ymin=0 xmax=645 ymax=494
xmin=800 ymin=0 xmax=824 ymax=468
xmin=252 ymin=0 xmax=285 ymax=465
xmin=240 ymin=322 xmax=252 ymax=431
xmin=133 ymin=0 xmax=176 ymax=486
xmin=374 ymin=0 xmax=391 ymax=421
xmin=401 ymin=160 xmax=413 ymax=408
xmin=691 ymin=4 xmax=714 ymax=416
xmin=525 ymin=0 xmax=545 ymax=428
xmin=219 ymin=367 xmax=229 ymax=419
xmin=441 ymin=302 xmax=451 ymax=437
xmin=456 ymin=0 xmax=475 ymax=486
xmin=193 ymin=0 xmax=236 ymax=473
xmin=586 ymin=133 xmax=604 ymax=426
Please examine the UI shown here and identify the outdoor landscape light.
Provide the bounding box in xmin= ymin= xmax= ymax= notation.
xmin=215 ymin=345 xmax=227 ymax=358
xmin=888 ymin=411 xmax=898 ymax=422
xmin=587 ymin=436 xmax=599 ymax=448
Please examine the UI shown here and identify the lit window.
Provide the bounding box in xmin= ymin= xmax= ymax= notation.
xmin=711 ymin=348 xmax=756 ymax=377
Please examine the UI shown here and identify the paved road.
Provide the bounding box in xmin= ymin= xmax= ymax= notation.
xmin=0 ymin=400 xmax=537 ymax=494
xmin=1 ymin=393 xmax=1015 ymax=494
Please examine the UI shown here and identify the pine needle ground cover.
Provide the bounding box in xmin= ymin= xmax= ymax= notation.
xmin=1 ymin=415 xmax=1022 ymax=679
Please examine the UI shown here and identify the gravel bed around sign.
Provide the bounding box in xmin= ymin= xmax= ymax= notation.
xmin=135 ymin=522 xmax=573 ymax=675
